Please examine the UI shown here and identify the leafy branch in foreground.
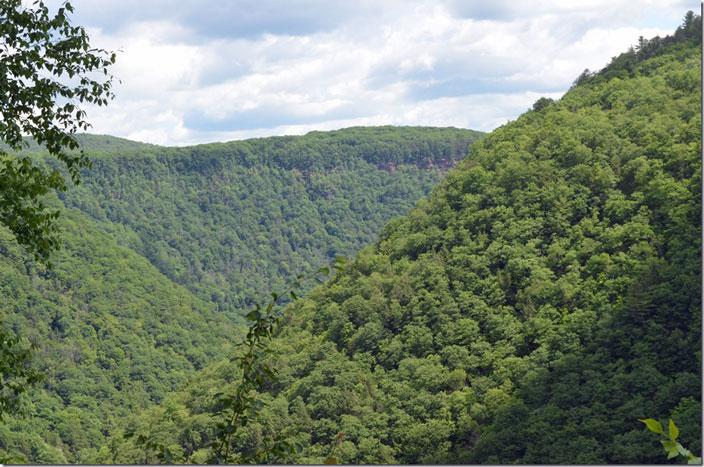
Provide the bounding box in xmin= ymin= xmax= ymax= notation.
xmin=640 ymin=418 xmax=702 ymax=464
xmin=209 ymin=256 xmax=348 ymax=464
xmin=0 ymin=323 xmax=42 ymax=420
xmin=126 ymin=257 xmax=349 ymax=464
xmin=0 ymin=0 xmax=116 ymax=265
xmin=323 ymin=432 xmax=347 ymax=464
xmin=0 ymin=323 xmax=41 ymax=462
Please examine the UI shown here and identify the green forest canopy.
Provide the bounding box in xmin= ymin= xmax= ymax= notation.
xmin=100 ymin=15 xmax=702 ymax=464
xmin=0 ymin=126 xmax=482 ymax=462
xmin=58 ymin=126 xmax=483 ymax=313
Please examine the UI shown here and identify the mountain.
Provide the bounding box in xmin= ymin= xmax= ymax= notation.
xmin=1 ymin=133 xmax=159 ymax=154
xmin=59 ymin=126 xmax=483 ymax=313
xmin=0 ymin=126 xmax=483 ymax=462
xmin=103 ymin=16 xmax=702 ymax=464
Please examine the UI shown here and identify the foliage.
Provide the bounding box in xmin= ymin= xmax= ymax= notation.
xmin=103 ymin=17 xmax=702 ymax=464
xmin=0 ymin=0 xmax=116 ymax=264
xmin=0 ymin=323 xmax=42 ymax=418
xmin=640 ymin=418 xmax=701 ymax=464
xmin=0 ymin=208 xmax=239 ymax=463
xmin=0 ymin=127 xmax=477 ymax=462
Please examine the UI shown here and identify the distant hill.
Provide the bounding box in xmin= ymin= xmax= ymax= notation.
xmin=1 ymin=133 xmax=160 ymax=154
xmin=72 ymin=134 xmax=162 ymax=152
xmin=60 ymin=126 xmax=484 ymax=314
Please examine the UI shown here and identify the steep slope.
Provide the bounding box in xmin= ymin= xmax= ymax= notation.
xmin=0 ymin=208 xmax=238 ymax=463
xmin=108 ymin=17 xmax=701 ymax=464
xmin=59 ymin=126 xmax=483 ymax=314
xmin=0 ymin=126 xmax=483 ymax=462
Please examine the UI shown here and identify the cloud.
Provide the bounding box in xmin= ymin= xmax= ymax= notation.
xmin=59 ymin=0 xmax=694 ymax=146
xmin=52 ymin=0 xmax=396 ymax=39
xmin=446 ymin=0 xmax=689 ymax=25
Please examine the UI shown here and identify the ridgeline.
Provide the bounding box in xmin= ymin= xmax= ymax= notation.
xmin=99 ymin=14 xmax=701 ymax=464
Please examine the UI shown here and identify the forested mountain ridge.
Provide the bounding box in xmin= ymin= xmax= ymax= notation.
xmin=58 ymin=126 xmax=482 ymax=313
xmin=104 ymin=17 xmax=702 ymax=464
xmin=1 ymin=133 xmax=159 ymax=154
xmin=0 ymin=126 xmax=482 ymax=462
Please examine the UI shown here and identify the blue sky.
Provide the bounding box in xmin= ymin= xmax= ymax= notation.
xmin=45 ymin=0 xmax=694 ymax=146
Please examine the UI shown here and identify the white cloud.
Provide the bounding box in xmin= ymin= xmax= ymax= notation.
xmin=67 ymin=0 xmax=695 ymax=146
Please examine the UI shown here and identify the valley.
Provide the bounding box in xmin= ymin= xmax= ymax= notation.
xmin=0 ymin=11 xmax=701 ymax=465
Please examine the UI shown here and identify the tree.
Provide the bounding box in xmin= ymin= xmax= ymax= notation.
xmin=531 ymin=97 xmax=554 ymax=112
xmin=0 ymin=0 xmax=116 ymax=265
xmin=0 ymin=0 xmax=114 ymax=428
xmin=0 ymin=325 xmax=41 ymax=421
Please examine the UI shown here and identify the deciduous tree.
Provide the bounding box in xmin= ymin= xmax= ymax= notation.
xmin=0 ymin=0 xmax=116 ymax=264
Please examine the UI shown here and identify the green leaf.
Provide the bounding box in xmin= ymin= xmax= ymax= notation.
xmin=640 ymin=418 xmax=664 ymax=434
xmin=669 ymin=419 xmax=679 ymax=440
xmin=324 ymin=456 xmax=337 ymax=464
xmin=245 ymin=310 xmax=260 ymax=322
xmin=687 ymin=457 xmax=702 ymax=464
xmin=661 ymin=439 xmax=677 ymax=451
xmin=676 ymin=443 xmax=691 ymax=457
xmin=668 ymin=449 xmax=680 ymax=460
xmin=317 ymin=267 xmax=330 ymax=276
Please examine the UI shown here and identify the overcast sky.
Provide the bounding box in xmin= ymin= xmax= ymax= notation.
xmin=46 ymin=0 xmax=695 ymax=146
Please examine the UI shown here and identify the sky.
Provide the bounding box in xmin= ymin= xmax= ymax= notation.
xmin=44 ymin=0 xmax=696 ymax=146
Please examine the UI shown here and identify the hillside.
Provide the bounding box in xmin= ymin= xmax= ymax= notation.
xmin=0 ymin=126 xmax=483 ymax=462
xmin=1 ymin=133 xmax=159 ymax=154
xmin=60 ymin=126 xmax=483 ymax=313
xmin=104 ymin=17 xmax=702 ymax=464
xmin=0 ymin=208 xmax=238 ymax=463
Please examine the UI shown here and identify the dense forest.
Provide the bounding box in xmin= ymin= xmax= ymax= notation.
xmin=0 ymin=11 xmax=700 ymax=466
xmin=0 ymin=127 xmax=482 ymax=462
xmin=92 ymin=15 xmax=702 ymax=464
xmin=59 ymin=127 xmax=481 ymax=313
